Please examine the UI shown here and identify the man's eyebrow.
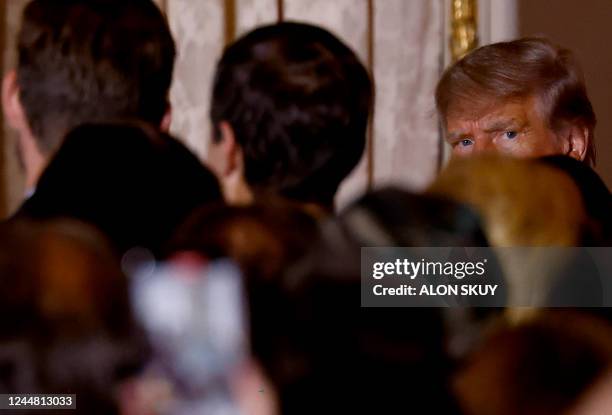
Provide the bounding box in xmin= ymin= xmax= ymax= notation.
xmin=446 ymin=130 xmax=469 ymax=141
xmin=482 ymin=118 xmax=525 ymax=132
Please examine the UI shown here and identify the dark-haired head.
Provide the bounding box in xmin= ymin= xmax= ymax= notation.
xmin=246 ymin=188 xmax=494 ymax=413
xmin=208 ymin=22 xmax=373 ymax=210
xmin=4 ymin=0 xmax=175 ymax=189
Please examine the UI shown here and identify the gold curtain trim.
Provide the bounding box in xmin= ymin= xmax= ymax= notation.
xmin=450 ymin=0 xmax=478 ymax=61
xmin=224 ymin=0 xmax=237 ymax=45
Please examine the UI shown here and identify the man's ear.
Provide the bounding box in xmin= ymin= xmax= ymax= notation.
xmin=2 ymin=69 xmax=27 ymax=131
xmin=217 ymin=121 xmax=242 ymax=177
xmin=160 ymin=105 xmax=172 ymax=133
xmin=565 ymin=123 xmax=589 ymax=161
xmin=209 ymin=121 xmax=252 ymax=205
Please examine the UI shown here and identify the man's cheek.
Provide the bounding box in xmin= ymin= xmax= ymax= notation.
xmin=452 ymin=145 xmax=473 ymax=157
xmin=515 ymin=133 xmax=558 ymax=157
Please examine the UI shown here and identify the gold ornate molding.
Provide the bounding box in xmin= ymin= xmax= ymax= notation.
xmin=224 ymin=0 xmax=236 ymax=45
xmin=277 ymin=0 xmax=284 ymax=22
xmin=450 ymin=0 xmax=478 ymax=61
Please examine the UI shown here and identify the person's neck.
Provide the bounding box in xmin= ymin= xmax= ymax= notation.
xmin=21 ymin=135 xmax=47 ymax=191
xmin=223 ymin=174 xmax=254 ymax=206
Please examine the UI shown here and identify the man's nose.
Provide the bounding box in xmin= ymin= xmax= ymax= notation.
xmin=473 ymin=135 xmax=496 ymax=154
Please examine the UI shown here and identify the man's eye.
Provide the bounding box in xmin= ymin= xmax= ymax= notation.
xmin=459 ymin=138 xmax=474 ymax=147
xmin=504 ymin=131 xmax=518 ymax=139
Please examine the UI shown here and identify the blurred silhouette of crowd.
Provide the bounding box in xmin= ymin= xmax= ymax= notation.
xmin=1 ymin=1 xmax=612 ymax=414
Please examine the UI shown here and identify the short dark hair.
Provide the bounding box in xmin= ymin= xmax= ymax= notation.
xmin=17 ymin=0 xmax=175 ymax=154
xmin=210 ymin=22 xmax=373 ymax=207
xmin=436 ymin=38 xmax=597 ymax=164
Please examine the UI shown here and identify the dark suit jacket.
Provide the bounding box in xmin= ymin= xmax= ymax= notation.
xmin=16 ymin=123 xmax=223 ymax=256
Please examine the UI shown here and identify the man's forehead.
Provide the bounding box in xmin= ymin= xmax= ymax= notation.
xmin=445 ymin=96 xmax=535 ymax=127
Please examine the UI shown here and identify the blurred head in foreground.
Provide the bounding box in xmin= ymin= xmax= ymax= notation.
xmin=247 ymin=220 xmax=461 ymax=414
xmin=455 ymin=311 xmax=612 ymax=415
xmin=335 ymin=187 xmax=501 ymax=354
xmin=169 ymin=199 xmax=320 ymax=281
xmin=2 ymin=0 xmax=175 ymax=190
xmin=241 ymin=188 xmax=500 ymax=413
xmin=429 ymin=155 xmax=588 ymax=247
xmin=430 ymin=155 xmax=609 ymax=312
xmin=207 ymin=22 xmax=373 ymax=211
xmin=0 ymin=219 xmax=145 ymax=415
xmin=436 ymin=38 xmax=595 ymax=164
xmin=337 ymin=186 xmax=488 ymax=247
xmin=17 ymin=123 xmax=222 ymax=256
